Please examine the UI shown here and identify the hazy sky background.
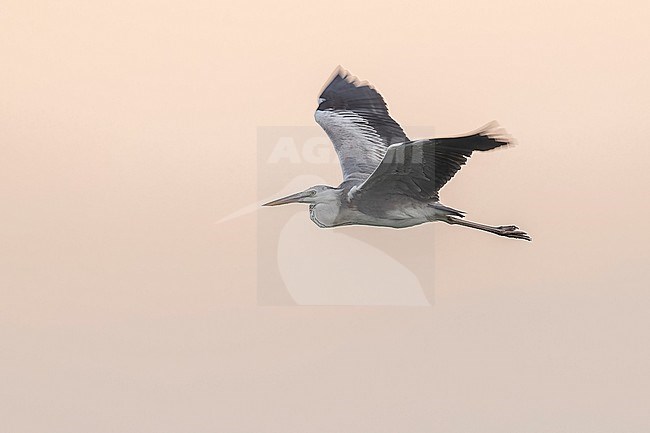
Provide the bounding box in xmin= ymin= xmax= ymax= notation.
xmin=2 ymin=1 xmax=650 ymax=432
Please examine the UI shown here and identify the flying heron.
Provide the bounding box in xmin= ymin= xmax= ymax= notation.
xmin=264 ymin=68 xmax=531 ymax=241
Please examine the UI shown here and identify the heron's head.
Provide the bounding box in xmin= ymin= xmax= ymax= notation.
xmin=263 ymin=185 xmax=338 ymax=206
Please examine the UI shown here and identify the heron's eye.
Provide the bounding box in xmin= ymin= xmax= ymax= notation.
xmin=310 ymin=190 xmax=317 ymax=196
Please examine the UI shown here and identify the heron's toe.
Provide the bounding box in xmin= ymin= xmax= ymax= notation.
xmin=498 ymin=225 xmax=519 ymax=231
xmin=506 ymin=230 xmax=531 ymax=241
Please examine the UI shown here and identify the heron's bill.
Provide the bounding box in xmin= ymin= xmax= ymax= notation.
xmin=262 ymin=190 xmax=311 ymax=206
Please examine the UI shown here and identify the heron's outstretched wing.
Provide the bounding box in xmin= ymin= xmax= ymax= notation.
xmin=314 ymin=67 xmax=408 ymax=183
xmin=351 ymin=122 xmax=513 ymax=202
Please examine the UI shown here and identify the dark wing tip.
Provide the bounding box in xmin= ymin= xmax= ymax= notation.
xmin=476 ymin=121 xmax=518 ymax=149
xmin=440 ymin=121 xmax=517 ymax=150
xmin=319 ymin=66 xmax=372 ymax=94
xmin=319 ymin=66 xmax=376 ymax=97
xmin=317 ymin=66 xmax=387 ymax=112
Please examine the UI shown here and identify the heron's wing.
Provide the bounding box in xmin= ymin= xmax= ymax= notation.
xmin=314 ymin=67 xmax=409 ymax=183
xmin=351 ymin=122 xmax=513 ymax=202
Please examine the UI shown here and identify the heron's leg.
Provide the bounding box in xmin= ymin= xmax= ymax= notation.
xmin=445 ymin=216 xmax=531 ymax=241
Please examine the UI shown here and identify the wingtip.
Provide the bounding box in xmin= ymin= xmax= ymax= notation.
xmin=478 ymin=121 xmax=518 ymax=148
xmin=439 ymin=121 xmax=517 ymax=148
xmin=319 ymin=66 xmax=372 ymax=95
xmin=333 ymin=64 xmax=347 ymax=78
xmin=333 ymin=65 xmax=358 ymax=84
xmin=328 ymin=65 xmax=350 ymax=83
xmin=318 ymin=66 xmax=348 ymax=98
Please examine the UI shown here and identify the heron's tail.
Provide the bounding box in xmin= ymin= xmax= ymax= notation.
xmin=434 ymin=121 xmax=514 ymax=153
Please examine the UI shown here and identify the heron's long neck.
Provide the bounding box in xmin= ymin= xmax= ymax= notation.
xmin=309 ymin=192 xmax=343 ymax=228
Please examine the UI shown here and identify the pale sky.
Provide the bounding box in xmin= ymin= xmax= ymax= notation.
xmin=2 ymin=1 xmax=650 ymax=432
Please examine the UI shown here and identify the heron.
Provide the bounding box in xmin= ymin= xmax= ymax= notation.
xmin=263 ymin=68 xmax=531 ymax=241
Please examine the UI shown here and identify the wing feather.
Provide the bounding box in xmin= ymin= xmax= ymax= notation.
xmin=314 ymin=67 xmax=408 ymax=183
xmin=351 ymin=122 xmax=514 ymax=204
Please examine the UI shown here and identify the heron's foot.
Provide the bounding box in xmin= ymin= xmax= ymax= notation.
xmin=497 ymin=225 xmax=531 ymax=241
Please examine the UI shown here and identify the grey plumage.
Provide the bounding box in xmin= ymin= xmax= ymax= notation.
xmin=264 ymin=67 xmax=531 ymax=241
